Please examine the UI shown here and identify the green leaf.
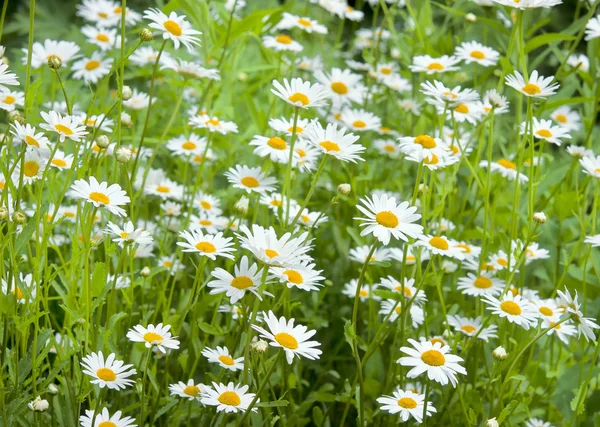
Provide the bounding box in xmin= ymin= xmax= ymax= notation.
xmin=570 ymin=383 xmax=586 ymax=415
xmin=91 ymin=262 xmax=107 ymax=297
xmin=256 ymin=400 xmax=289 ymax=408
xmin=312 ymin=406 xmax=324 ymax=426
xmin=344 ymin=319 xmax=357 ymax=356
xmin=497 ymin=400 xmax=519 ymax=424
xmin=509 ymin=374 xmax=527 ymax=382
xmin=525 ymin=33 xmax=576 ymax=54
xmin=467 ymin=408 xmax=477 ymax=425
xmin=197 ymin=321 xmax=225 ymax=336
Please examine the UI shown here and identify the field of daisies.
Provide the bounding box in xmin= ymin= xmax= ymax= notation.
xmin=2 ymin=0 xmax=600 ymax=425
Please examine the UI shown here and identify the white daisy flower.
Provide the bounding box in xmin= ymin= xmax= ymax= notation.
xmin=81 ymin=25 xmax=116 ymax=50
xmin=177 ymin=229 xmax=236 ymax=260
xmin=457 ymin=273 xmax=504 ymax=297
xmin=314 ymin=67 xmax=366 ymax=106
xmin=378 ymin=276 xmax=427 ymax=306
xmin=377 ymin=388 xmax=436 ymax=423
xmin=585 ymin=15 xmax=600 ymax=40
xmin=409 ymin=55 xmax=460 ymax=74
xmin=126 ymin=323 xmax=180 ymax=353
xmin=543 ymin=318 xmax=577 ymax=345
xmin=483 ymin=293 xmax=539 ymax=330
xmin=207 ymin=256 xmax=265 ymax=304
xmin=70 ymin=176 xmax=130 ymax=217
xmin=169 ymin=379 xmax=205 ymax=401
xmin=417 ymin=235 xmax=466 ymax=260
xmin=23 ymin=40 xmax=80 ymax=69
xmin=71 ymin=52 xmax=113 ymax=84
xmin=200 ymin=382 xmax=257 ymax=413
xmin=274 ymin=12 xmax=328 ymax=34
xmin=201 ymin=346 xmax=244 ymax=371
xmin=270 ymin=261 xmax=325 ymax=292
xmin=225 ymin=165 xmax=277 ymax=194
xmin=580 ymin=155 xmax=600 ymax=179
xmin=340 ymin=108 xmax=382 ymax=132
xmin=236 ymin=224 xmax=312 ymax=267
xmin=557 ymin=288 xmax=600 ymax=341
xmin=0 ymin=89 xmax=24 ymax=112
xmin=271 ymin=77 xmax=329 ymax=109
xmin=550 ymin=106 xmax=581 ymax=131
xmin=263 ymin=34 xmax=304 ymax=52
xmin=0 ymin=63 xmax=19 ymax=91
xmin=520 ymin=117 xmax=571 ymax=146
xmin=304 ymin=121 xmax=364 ymax=163
xmin=454 ymin=41 xmax=499 ymax=66
xmin=379 ymin=299 xmax=424 ymax=327
xmin=103 ymin=221 xmax=153 ymax=247
xmin=79 ymin=408 xmax=136 ymax=427
xmin=398 ymin=134 xmax=449 ymax=162
xmin=14 ymin=149 xmax=47 ymax=185
xmin=40 ymin=111 xmax=88 ymax=142
xmin=342 ymin=279 xmax=375 ymax=301
xmin=505 ymin=70 xmax=559 ymax=98
xmin=479 ymin=158 xmax=529 ymax=183
xmin=448 ymin=315 xmax=498 ymax=342
xmin=249 ymin=134 xmax=292 ymax=164
xmin=1 ymin=273 xmax=36 ymax=304
xmin=122 ymin=89 xmax=151 ymax=110
xmin=80 ymin=351 xmax=136 ymax=390
xmin=143 ymin=8 xmax=202 ymax=51
xmin=10 ymin=122 xmax=51 ymax=150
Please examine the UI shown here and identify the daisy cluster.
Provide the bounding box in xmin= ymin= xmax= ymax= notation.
xmin=1 ymin=0 xmax=600 ymax=426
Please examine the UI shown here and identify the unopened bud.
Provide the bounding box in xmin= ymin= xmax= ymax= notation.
xmin=121 ymin=112 xmax=133 ymax=128
xmin=140 ymin=266 xmax=151 ymax=277
xmin=28 ymin=396 xmax=49 ymax=412
xmin=338 ymin=183 xmax=351 ymax=195
xmin=115 ymin=146 xmax=133 ymax=164
xmin=237 ymin=72 xmax=248 ymax=82
xmin=75 ymin=317 xmax=86 ymax=325
xmin=533 ymin=212 xmax=546 ymax=224
xmin=12 ymin=211 xmax=27 ymax=224
xmin=418 ymin=183 xmax=429 ymax=195
xmin=486 ymin=418 xmax=499 ymax=427
xmin=47 ymin=55 xmax=62 ymax=70
xmin=465 ymin=13 xmax=477 ymax=22
xmin=140 ymin=28 xmax=153 ymax=42
xmin=250 ymin=338 xmax=269 ymax=354
xmin=0 ymin=207 xmax=8 ymax=221
xmin=96 ymin=135 xmax=110 ymax=149
xmin=9 ymin=111 xmax=25 ymax=125
xmin=122 ymin=85 xmax=133 ymax=101
xmin=235 ymin=196 xmax=249 ymax=215
xmin=48 ymin=383 xmax=59 ymax=395
xmin=493 ymin=346 xmax=507 ymax=361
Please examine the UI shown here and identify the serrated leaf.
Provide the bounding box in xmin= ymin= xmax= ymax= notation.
xmin=497 ymin=400 xmax=519 ymax=424
xmin=344 ymin=319 xmax=357 ymax=356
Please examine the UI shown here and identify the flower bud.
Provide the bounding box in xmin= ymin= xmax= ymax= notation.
xmin=47 ymin=55 xmax=62 ymax=70
xmin=465 ymin=13 xmax=477 ymax=23
xmin=121 ymin=112 xmax=133 ymax=128
xmin=0 ymin=207 xmax=8 ymax=221
xmin=533 ymin=212 xmax=547 ymax=224
xmin=115 ymin=146 xmax=133 ymax=164
xmin=486 ymin=418 xmax=499 ymax=427
xmin=76 ymin=317 xmax=86 ymax=325
xmin=140 ymin=28 xmax=153 ymax=42
xmin=250 ymin=338 xmax=269 ymax=354
xmin=12 ymin=211 xmax=27 ymax=224
xmin=235 ymin=196 xmax=249 ymax=215
xmin=441 ymin=260 xmax=458 ymax=273
xmin=48 ymin=384 xmax=59 ymax=395
xmin=493 ymin=346 xmax=507 ymax=361
xmin=96 ymin=135 xmax=110 ymax=149
xmin=338 ymin=183 xmax=351 ymax=195
xmin=140 ymin=266 xmax=151 ymax=277
xmin=28 ymin=396 xmax=49 ymax=412
xmin=9 ymin=111 xmax=26 ymax=125
xmin=237 ymin=72 xmax=248 ymax=82
xmin=122 ymin=85 xmax=133 ymax=101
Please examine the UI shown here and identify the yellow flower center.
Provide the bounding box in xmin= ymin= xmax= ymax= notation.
xmin=156 ymin=186 xmax=170 ymax=193
xmin=375 ymin=211 xmax=399 ymax=228
xmin=427 ymin=62 xmax=444 ymax=71
xmin=296 ymin=148 xmax=306 ymax=157
xmin=3 ymin=95 xmax=15 ymax=104
xmin=23 ymin=161 xmax=39 ymax=177
xmin=201 ymin=201 xmax=212 ymax=209
xmin=183 ymin=385 xmax=200 ymax=396
xmin=539 ymin=306 xmax=553 ymax=316
xmin=182 ymin=141 xmax=197 ymax=150
xmin=522 ymin=83 xmax=541 ymax=95
xmin=320 ymin=140 xmax=341 ymax=152
xmin=395 ymin=306 xmax=402 ymax=314
xmin=301 ymin=214 xmax=311 ymax=223
xmin=288 ymin=93 xmax=309 ymax=105
xmin=430 ymin=338 xmax=445 ymax=346
xmin=359 ymin=289 xmax=368 ymax=297
xmin=218 ymin=391 xmax=241 ymax=406
xmin=268 ymin=137 xmax=287 ymax=150
xmin=421 ymin=349 xmax=446 ymax=366
xmin=461 ymin=325 xmax=477 ymax=334
xmin=143 ymin=332 xmax=163 ymax=343
xmin=231 ymin=276 xmax=253 ymax=290
xmin=25 ymin=136 xmax=39 ymax=147
xmin=206 ymin=118 xmax=220 ymax=126
xmin=218 ymin=355 xmax=235 ymax=366
xmin=84 ymin=59 xmax=101 ymax=70
xmin=429 ymin=236 xmax=449 ymax=250
xmin=415 ymin=134 xmax=436 ymax=148
xmin=297 ymin=18 xmax=312 ymax=27
xmin=96 ymin=34 xmax=109 ymax=42
xmin=52 ymin=159 xmax=67 ymax=167
xmin=162 ymin=261 xmax=173 ymax=268
xmin=456 ymin=243 xmax=471 ymax=253
xmin=55 ymin=124 xmax=73 ymax=135
xmin=164 ymin=20 xmax=183 ymax=36
xmin=455 ymin=104 xmax=469 ymax=114
xmin=497 ymin=158 xmax=516 ymax=170
xmin=98 ymin=422 xmax=117 ymax=427
xmin=536 ymin=129 xmax=552 ymax=138
xmin=265 ymin=249 xmax=279 ymax=259
xmin=380 ymin=67 xmax=392 ymax=75
xmin=397 ymin=397 xmax=417 ymax=409
xmin=195 ymin=242 xmax=216 ymax=253
xmin=352 ymin=120 xmax=366 ymax=128
xmin=474 ymin=276 xmax=492 ymax=289
xmin=96 ymin=368 xmax=116 ymax=381
xmin=555 ymin=114 xmax=567 ymax=123
xmin=424 ymin=154 xmax=439 ymax=165
xmin=276 ymin=34 xmax=292 ymax=44
xmin=199 ymin=220 xmax=212 ymax=226
xmin=275 ymin=332 xmax=299 ymax=349
xmin=384 ymin=144 xmax=395 ymax=152
xmin=12 ymin=287 xmax=24 ymax=299
xmin=500 ymin=301 xmax=522 ymax=315
xmin=283 ymin=270 xmax=303 ymax=284
xmin=331 ymin=82 xmax=348 ymax=94
xmin=497 ymin=258 xmax=508 ymax=267
xmin=241 ymin=176 xmax=260 ymax=188
xmin=395 ymin=285 xmax=412 ymax=297
xmin=470 ymin=50 xmax=485 ymax=59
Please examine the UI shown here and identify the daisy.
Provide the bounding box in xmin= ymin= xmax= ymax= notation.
xmin=71 ymin=52 xmax=113 ymax=84
xmin=457 ymin=273 xmax=504 ymax=297
xmin=524 ymin=418 xmax=555 ymax=427
xmin=39 ymin=111 xmax=88 ymax=143
xmin=225 ymin=165 xmax=277 ymax=194
xmin=378 ymin=276 xmax=427 ymax=306
xmin=81 ymin=114 xmax=114 ymax=133
xmin=0 ymin=63 xmax=19 ymax=91
xmin=550 ymin=106 xmax=581 ymax=131
xmin=521 ymin=118 xmax=571 ymax=146
xmin=194 ymin=192 xmax=222 ymax=215
xmin=580 ymin=155 xmax=600 ymax=179
xmin=482 ymin=89 xmax=510 ymax=114
xmin=251 ymin=310 xmax=322 ymax=364
xmin=417 ymin=235 xmax=466 ymax=260
xmin=144 ymin=177 xmax=184 ymax=200
xmin=274 ymin=12 xmax=328 ymax=34
xmin=397 ymin=338 xmax=467 ymax=387
xmin=585 ymin=15 xmax=600 ymax=40
xmin=314 ymin=67 xmax=366 ymax=106
xmin=127 ymin=323 xmax=180 ymax=353
xmin=1 ymin=274 xmax=36 ymax=304
xmin=448 ymin=315 xmax=498 ymax=342
xmin=249 ymin=134 xmax=292 ymax=164
xmin=236 ymin=224 xmax=312 ymax=267
xmin=340 ymin=108 xmax=382 ymax=132
xmin=409 ymin=55 xmax=460 ymax=74
xmin=144 ymin=8 xmax=202 ymax=51
xmin=270 ymin=261 xmax=325 ymax=292
xmin=585 ymin=234 xmax=600 ymax=247
xmin=166 ymin=134 xmax=207 ymax=157
xmin=445 ymin=101 xmax=483 ymax=125
xmin=377 ymin=389 xmax=436 ymax=423
xmin=268 ymin=117 xmax=309 ymax=137
xmin=479 ymin=158 xmax=529 ymax=183
xmin=177 ymin=229 xmax=235 ymax=260
xmin=23 ymin=40 xmax=80 ymax=69
xmin=421 ymin=81 xmax=480 ymax=106
xmin=76 ymin=0 xmax=120 ymax=27
xmin=557 ymin=288 xmax=600 ymax=341
xmin=129 ymin=46 xmax=166 ymax=66
xmin=398 ymin=134 xmax=448 ymax=162
xmin=532 ymin=298 xmax=564 ymax=321
xmin=567 ymin=53 xmax=589 ymax=72
xmin=14 ymin=149 xmax=47 ymax=185
xmin=0 ymin=89 xmax=24 ymax=112
xmin=304 ymin=121 xmax=364 ymax=163
xmin=379 ymin=300 xmax=424 ymax=327
xmin=81 ymin=25 xmax=116 ymax=50
xmin=104 ymin=221 xmax=153 ymax=247
xmin=122 ymin=89 xmax=151 ymax=110
xmin=49 ymin=151 xmax=74 ymax=170
xmin=291 ymin=206 xmax=328 ymax=228
xmin=80 ymin=351 xmax=136 ymax=390
xmin=483 ymin=293 xmax=539 ymax=330
xmin=543 ymin=318 xmax=577 ymax=345
xmin=454 ymin=41 xmax=499 ymax=66
xmin=207 ymin=256 xmax=264 ymax=303
xmin=389 ymin=245 xmax=429 ymax=265
xmin=342 ymin=279 xmax=374 ymax=301
xmin=505 ymin=70 xmax=559 ymax=98
xmin=200 ymin=382 xmax=257 ymax=413
xmin=493 ymin=0 xmax=562 ymax=8
xmin=70 ymin=177 xmax=130 ymax=217
xmin=262 ymin=34 xmax=304 ymax=52
xmin=355 ymin=194 xmax=423 ymax=245
xmin=260 ymin=193 xmax=299 ymax=212
xmin=161 ymin=57 xmax=220 ymax=80
xmin=374 ymin=139 xmax=401 ymax=158
xmin=169 ymin=379 xmax=205 ymax=401
xmin=202 ymin=346 xmax=244 ymax=371
xmin=79 ymin=408 xmax=136 ymax=427
xmin=271 ymin=78 xmax=329 ymax=109
xmin=189 ymin=113 xmax=238 ymax=134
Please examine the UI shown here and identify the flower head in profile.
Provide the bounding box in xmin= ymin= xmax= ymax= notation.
xmin=304 ymin=121 xmax=364 ymax=163
xmin=126 ymin=323 xmax=180 ymax=353
xmin=80 ymin=351 xmax=136 ymax=390
xmin=177 ymin=229 xmax=236 ymax=260
xmin=79 ymin=408 xmax=137 ymax=427
xmin=236 ymin=224 xmax=312 ymax=267
xmin=252 ymin=310 xmax=322 ymax=364
xmin=70 ymin=177 xmax=130 ymax=217
xmin=144 ymin=8 xmax=201 ymax=51
xmin=505 ymin=70 xmax=559 ymax=98
xmin=200 ymin=382 xmax=257 ymax=413
xmin=355 ymin=194 xmax=423 ymax=245
xmin=271 ymin=77 xmax=329 ymax=109
xmin=169 ymin=379 xmax=205 ymax=401
xmin=202 ymin=346 xmax=244 ymax=371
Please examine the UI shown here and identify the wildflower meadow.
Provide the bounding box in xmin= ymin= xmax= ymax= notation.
xmin=1 ymin=0 xmax=600 ymax=425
